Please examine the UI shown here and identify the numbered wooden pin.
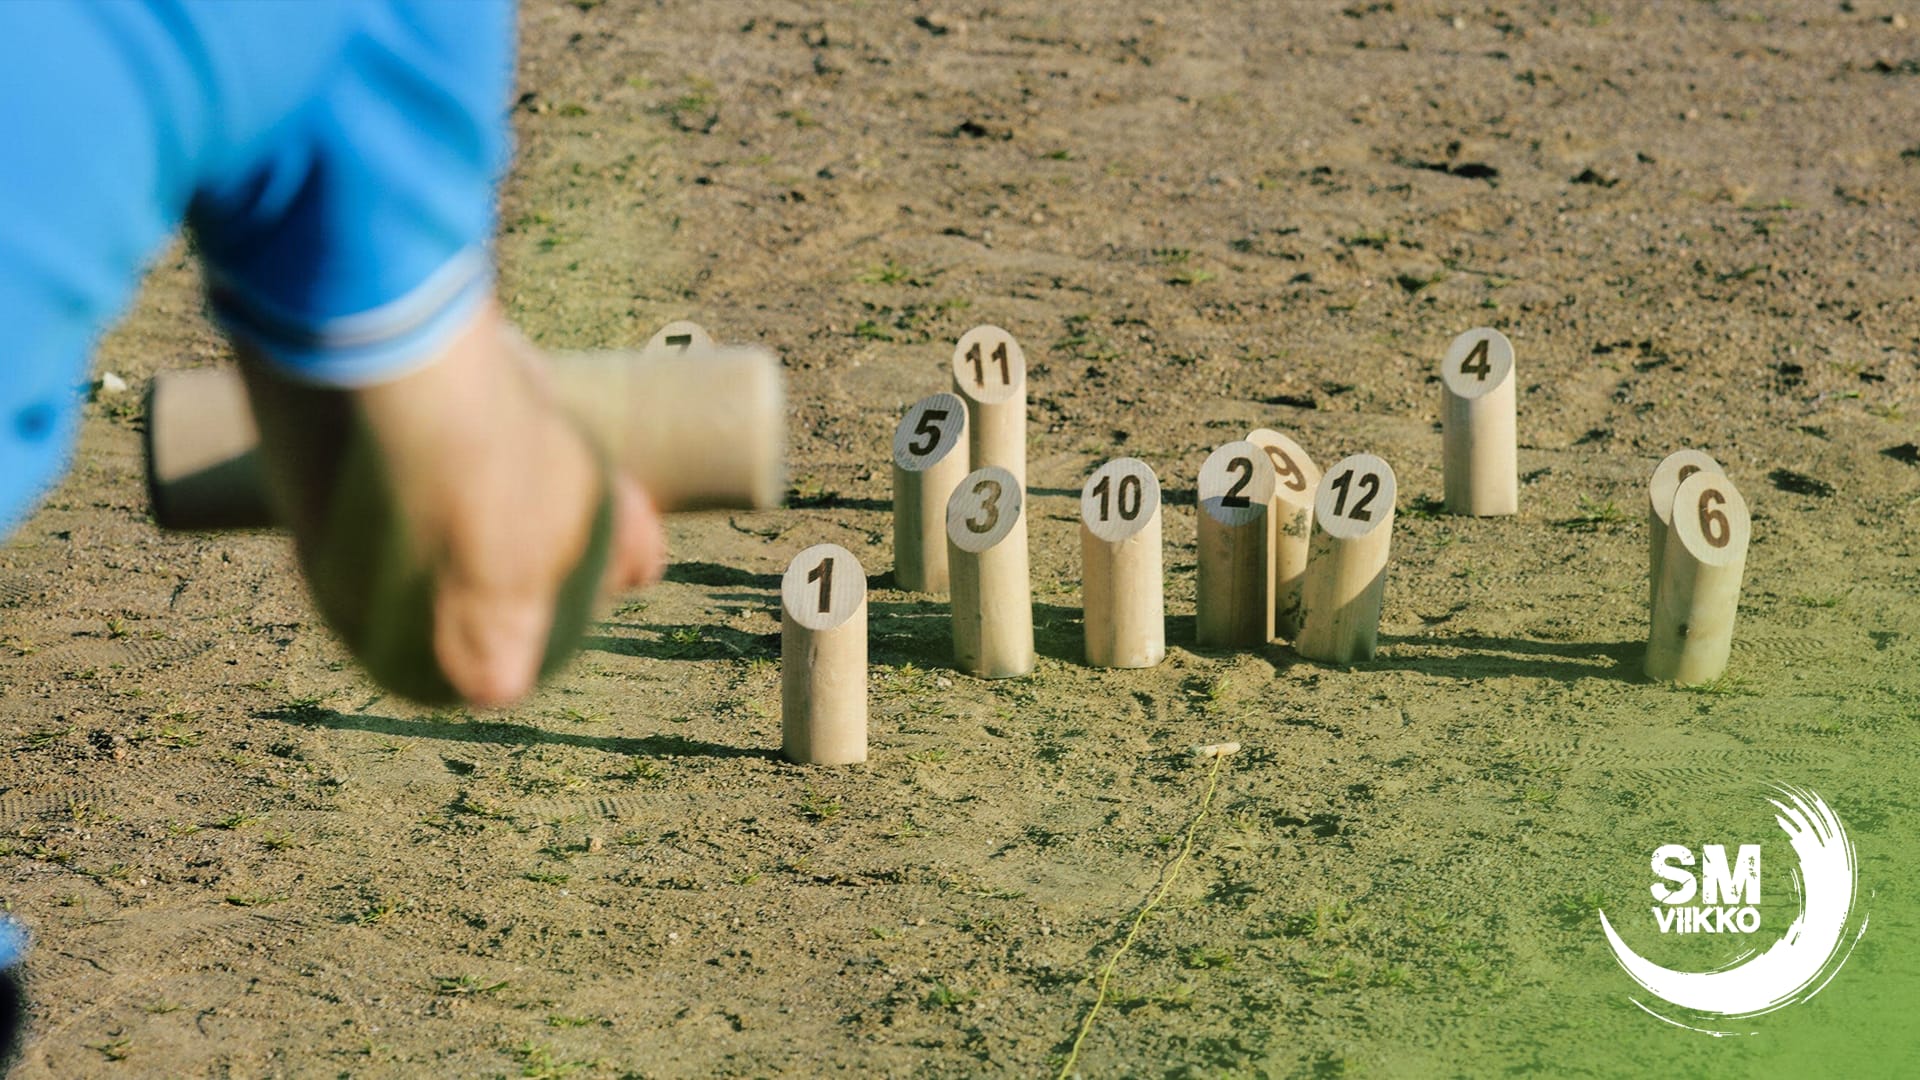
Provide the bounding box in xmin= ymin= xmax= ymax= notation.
xmin=1080 ymin=458 xmax=1165 ymax=669
xmin=1296 ymin=453 xmax=1397 ymax=664
xmin=892 ymin=393 xmax=970 ymax=593
xmin=1245 ymin=428 xmax=1321 ymax=640
xmin=946 ymin=466 xmax=1034 ymax=678
xmin=781 ymin=544 xmax=868 ymax=765
xmin=643 ymin=319 xmax=715 ymax=357
xmin=1646 ymin=471 xmax=1749 ymax=685
xmin=1440 ymin=328 xmax=1517 ymax=516
xmin=951 ymin=325 xmax=1027 ymax=488
xmin=1647 ymin=448 xmax=1724 ymax=620
xmin=1196 ymin=441 xmax=1276 ymax=648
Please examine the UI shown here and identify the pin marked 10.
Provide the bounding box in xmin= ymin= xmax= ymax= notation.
xmin=1079 ymin=457 xmax=1165 ymax=669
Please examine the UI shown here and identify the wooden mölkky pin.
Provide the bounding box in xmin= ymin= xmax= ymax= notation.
xmin=950 ymin=325 xmax=1027 ymax=488
xmin=946 ymin=466 xmax=1034 ymax=678
xmin=146 ymin=344 xmax=785 ymax=529
xmin=1441 ymin=328 xmax=1517 ymax=516
xmin=1079 ymin=457 xmax=1165 ymax=668
xmin=1296 ymin=453 xmax=1397 ymax=663
xmin=1245 ymin=428 xmax=1321 ymax=640
xmin=891 ymin=393 xmax=970 ymax=593
xmin=1646 ymin=471 xmax=1749 ymax=685
xmin=642 ymin=319 xmax=715 ymax=357
xmin=1196 ymin=441 xmax=1277 ymax=647
xmin=781 ymin=543 xmax=868 ymax=765
xmin=1646 ymin=448 xmax=1724 ymax=620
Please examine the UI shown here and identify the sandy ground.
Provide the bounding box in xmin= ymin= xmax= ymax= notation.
xmin=4 ymin=1 xmax=1920 ymax=1076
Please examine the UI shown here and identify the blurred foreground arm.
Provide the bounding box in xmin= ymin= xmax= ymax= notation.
xmin=239 ymin=300 xmax=665 ymax=707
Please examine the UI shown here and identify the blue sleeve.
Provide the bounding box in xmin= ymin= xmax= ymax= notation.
xmin=0 ymin=0 xmax=514 ymax=533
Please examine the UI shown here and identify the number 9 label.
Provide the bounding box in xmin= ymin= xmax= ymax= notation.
xmin=947 ymin=466 xmax=1024 ymax=552
xmin=781 ymin=543 xmax=866 ymax=631
xmin=1313 ymin=453 xmax=1397 ymax=539
xmin=1081 ymin=458 xmax=1161 ymax=542
xmin=893 ymin=392 xmax=968 ymax=471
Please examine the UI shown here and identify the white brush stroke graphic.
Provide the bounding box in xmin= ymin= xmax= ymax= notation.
xmin=1598 ymin=786 xmax=1863 ymax=1029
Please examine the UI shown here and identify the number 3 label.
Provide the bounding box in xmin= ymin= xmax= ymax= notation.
xmin=782 ymin=543 xmax=866 ymax=631
xmin=1313 ymin=453 xmax=1397 ymax=539
xmin=947 ymin=466 xmax=1024 ymax=552
xmin=892 ymin=392 xmax=968 ymax=471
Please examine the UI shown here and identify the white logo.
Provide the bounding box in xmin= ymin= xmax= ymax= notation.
xmin=1598 ymin=785 xmax=1867 ymax=1036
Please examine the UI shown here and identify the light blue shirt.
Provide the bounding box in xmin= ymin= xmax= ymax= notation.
xmin=0 ymin=0 xmax=514 ymax=532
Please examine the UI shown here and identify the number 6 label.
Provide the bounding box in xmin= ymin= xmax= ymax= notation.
xmin=1313 ymin=453 xmax=1397 ymax=540
xmin=1669 ymin=471 xmax=1748 ymax=564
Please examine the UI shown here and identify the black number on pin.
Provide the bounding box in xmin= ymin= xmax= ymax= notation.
xmin=1329 ymin=469 xmax=1380 ymax=521
xmin=1220 ymin=457 xmax=1255 ymax=508
xmin=1090 ymin=472 xmax=1143 ymax=522
xmin=908 ymin=409 xmax=949 ymax=457
xmin=966 ymin=341 xmax=1011 ymax=386
xmin=966 ymin=478 xmax=1004 ymax=534
xmin=805 ymin=557 xmax=834 ymax=614
xmin=1459 ymin=338 xmax=1492 ymax=381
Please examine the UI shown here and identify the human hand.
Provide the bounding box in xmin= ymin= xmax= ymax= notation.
xmin=239 ymin=300 xmax=666 ymax=706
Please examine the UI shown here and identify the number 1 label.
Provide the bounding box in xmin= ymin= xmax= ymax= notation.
xmin=781 ymin=543 xmax=866 ymax=631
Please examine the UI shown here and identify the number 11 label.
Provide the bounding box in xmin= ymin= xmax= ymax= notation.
xmin=951 ymin=325 xmax=1026 ymax=406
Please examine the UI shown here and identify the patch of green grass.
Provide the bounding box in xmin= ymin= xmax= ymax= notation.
xmin=1555 ymin=495 xmax=1627 ymax=531
xmin=225 ymin=892 xmax=287 ymax=908
xmin=213 ymin=811 xmax=264 ymax=830
xmin=22 ymin=725 xmax=72 ymax=750
xmin=1167 ymin=267 xmax=1216 ymax=286
xmin=87 ymin=1037 xmax=131 ymax=1062
xmin=434 ymin=974 xmax=509 ymax=997
xmin=507 ymin=1040 xmax=594 ymax=1079
xmin=524 ymin=870 xmax=570 ymax=886
xmin=921 ymin=981 xmax=977 ymax=1012
xmin=798 ymin=789 xmax=841 ymax=822
xmin=852 ymin=319 xmax=892 ymax=341
xmin=1181 ymin=946 xmax=1234 ymax=970
xmin=1547 ymin=890 xmax=1607 ymax=928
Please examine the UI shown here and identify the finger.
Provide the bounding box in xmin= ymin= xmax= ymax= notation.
xmin=433 ymin=582 xmax=549 ymax=709
xmin=607 ymin=473 xmax=668 ymax=591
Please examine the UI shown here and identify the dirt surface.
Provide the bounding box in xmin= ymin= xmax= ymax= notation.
xmin=4 ymin=1 xmax=1920 ymax=1076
